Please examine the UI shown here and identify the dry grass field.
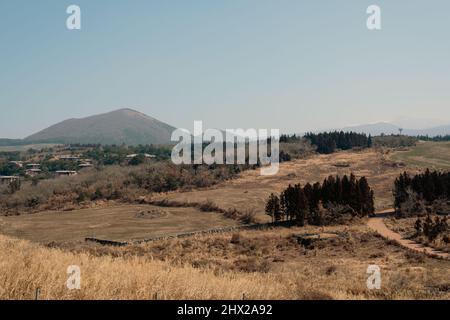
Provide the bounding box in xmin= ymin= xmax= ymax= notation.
xmin=0 ymin=204 xmax=237 ymax=243
xmin=0 ymin=148 xmax=411 ymax=243
xmin=1 ymin=143 xmax=449 ymax=300
xmin=1 ymin=224 xmax=449 ymax=300
xmin=152 ymin=148 xmax=411 ymax=221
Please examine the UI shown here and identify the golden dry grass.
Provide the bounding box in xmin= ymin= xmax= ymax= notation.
xmin=14 ymin=224 xmax=448 ymax=300
xmin=0 ymin=234 xmax=289 ymax=300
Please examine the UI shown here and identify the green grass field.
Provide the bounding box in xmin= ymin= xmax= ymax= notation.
xmin=391 ymin=141 xmax=450 ymax=170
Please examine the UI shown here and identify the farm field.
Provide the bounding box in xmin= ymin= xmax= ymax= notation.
xmin=390 ymin=141 xmax=450 ymax=171
xmin=0 ymin=204 xmax=238 ymax=243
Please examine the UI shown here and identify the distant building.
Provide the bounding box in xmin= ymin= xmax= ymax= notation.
xmin=0 ymin=176 xmax=19 ymax=184
xmin=25 ymin=168 xmax=42 ymax=177
xmin=126 ymin=153 xmax=156 ymax=159
xmin=8 ymin=161 xmax=23 ymax=168
xmin=55 ymin=170 xmax=78 ymax=177
xmin=59 ymin=155 xmax=80 ymax=161
xmin=144 ymin=153 xmax=156 ymax=159
xmin=26 ymin=163 xmax=41 ymax=169
xmin=78 ymin=163 xmax=93 ymax=168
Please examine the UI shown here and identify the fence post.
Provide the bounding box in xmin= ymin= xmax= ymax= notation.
xmin=35 ymin=288 xmax=41 ymax=300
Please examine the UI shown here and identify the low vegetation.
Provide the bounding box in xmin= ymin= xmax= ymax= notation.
xmin=373 ymin=135 xmax=417 ymax=148
xmin=0 ymin=162 xmax=245 ymax=215
xmin=414 ymin=215 xmax=449 ymax=247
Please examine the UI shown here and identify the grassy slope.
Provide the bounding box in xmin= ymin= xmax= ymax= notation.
xmin=391 ymin=141 xmax=450 ymax=170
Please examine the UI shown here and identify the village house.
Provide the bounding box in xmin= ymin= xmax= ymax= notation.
xmin=0 ymin=176 xmax=19 ymax=184
xmin=59 ymin=155 xmax=80 ymax=161
xmin=26 ymin=163 xmax=41 ymax=169
xmin=8 ymin=161 xmax=23 ymax=168
xmin=78 ymin=163 xmax=93 ymax=168
xmin=126 ymin=153 xmax=156 ymax=159
xmin=55 ymin=170 xmax=78 ymax=177
xmin=25 ymin=168 xmax=42 ymax=177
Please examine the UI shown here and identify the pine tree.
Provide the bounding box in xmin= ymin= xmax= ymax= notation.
xmin=414 ymin=218 xmax=422 ymax=235
xmin=367 ymin=134 xmax=373 ymax=148
xmin=265 ymin=193 xmax=281 ymax=223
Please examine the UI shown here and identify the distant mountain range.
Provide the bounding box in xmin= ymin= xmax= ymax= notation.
xmin=1 ymin=109 xmax=450 ymax=147
xmin=340 ymin=122 xmax=450 ymax=136
xmin=22 ymin=108 xmax=176 ymax=146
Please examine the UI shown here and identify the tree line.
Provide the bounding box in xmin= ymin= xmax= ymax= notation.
xmin=265 ymin=174 xmax=375 ymax=226
xmin=304 ymin=131 xmax=372 ymax=154
xmin=394 ymin=169 xmax=450 ymax=211
xmin=416 ymin=135 xmax=450 ymax=142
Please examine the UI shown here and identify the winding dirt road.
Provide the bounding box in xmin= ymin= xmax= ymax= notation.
xmin=367 ymin=210 xmax=449 ymax=259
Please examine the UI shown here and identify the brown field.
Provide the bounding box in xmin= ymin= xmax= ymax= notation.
xmin=0 ymin=204 xmax=237 ymax=243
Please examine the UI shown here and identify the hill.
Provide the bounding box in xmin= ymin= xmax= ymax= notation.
xmin=24 ymin=108 xmax=176 ymax=145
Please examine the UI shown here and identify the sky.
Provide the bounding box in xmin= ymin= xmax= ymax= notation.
xmin=1 ymin=0 xmax=450 ymax=138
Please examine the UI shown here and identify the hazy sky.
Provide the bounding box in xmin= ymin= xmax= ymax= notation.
xmin=1 ymin=0 xmax=450 ymax=138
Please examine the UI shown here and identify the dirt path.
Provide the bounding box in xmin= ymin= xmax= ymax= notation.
xmin=367 ymin=210 xmax=449 ymax=259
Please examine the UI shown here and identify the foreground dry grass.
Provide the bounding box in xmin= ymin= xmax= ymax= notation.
xmin=3 ymin=223 xmax=449 ymax=300
xmin=0 ymin=234 xmax=288 ymax=300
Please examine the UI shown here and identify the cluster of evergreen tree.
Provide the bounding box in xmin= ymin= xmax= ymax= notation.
xmin=414 ymin=215 xmax=448 ymax=242
xmin=82 ymin=144 xmax=172 ymax=165
xmin=304 ymin=131 xmax=372 ymax=154
xmin=279 ymin=134 xmax=303 ymax=143
xmin=265 ymin=174 xmax=375 ymax=225
xmin=394 ymin=170 xmax=450 ymax=210
xmin=416 ymin=135 xmax=450 ymax=142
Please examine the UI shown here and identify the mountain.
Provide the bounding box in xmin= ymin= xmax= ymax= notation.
xmin=341 ymin=122 xmax=450 ymax=137
xmin=25 ymin=108 xmax=176 ymax=145
xmin=341 ymin=122 xmax=402 ymax=136
xmin=403 ymin=125 xmax=450 ymax=137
